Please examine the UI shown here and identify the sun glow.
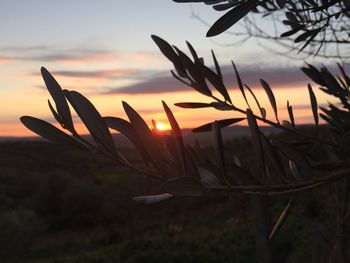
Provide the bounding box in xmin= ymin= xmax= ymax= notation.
xmin=155 ymin=122 xmax=167 ymax=131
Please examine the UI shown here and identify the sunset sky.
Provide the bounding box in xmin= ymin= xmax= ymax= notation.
xmin=0 ymin=0 xmax=340 ymax=137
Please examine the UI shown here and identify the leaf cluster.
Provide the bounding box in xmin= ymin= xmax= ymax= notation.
xmin=175 ymin=0 xmax=350 ymax=57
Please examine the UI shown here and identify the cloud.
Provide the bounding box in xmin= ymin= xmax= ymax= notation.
xmin=0 ymin=45 xmax=161 ymax=64
xmin=103 ymin=65 xmax=310 ymax=95
xmin=27 ymin=69 xmax=144 ymax=79
xmin=103 ymin=74 xmax=185 ymax=94
xmin=0 ymin=56 xmax=14 ymax=63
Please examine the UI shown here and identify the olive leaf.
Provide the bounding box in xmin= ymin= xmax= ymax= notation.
xmin=122 ymin=101 xmax=168 ymax=175
xmin=269 ymin=198 xmax=293 ymax=240
xmin=212 ymin=121 xmax=228 ymax=184
xmin=260 ymin=79 xmax=279 ymax=122
xmin=20 ymin=116 xmax=85 ymax=149
xmin=41 ymin=67 xmax=74 ymax=132
xmin=287 ymin=101 xmax=295 ymax=127
xmin=206 ymin=0 xmax=259 ymax=37
xmin=247 ymin=109 xmax=266 ymax=179
xmin=192 ymin=118 xmax=245 ymax=132
xmin=162 ymin=101 xmax=187 ymax=175
xmin=308 ymin=84 xmax=319 ymax=126
xmin=132 ymin=193 xmax=173 ymax=204
xmin=198 ymin=167 xmax=222 ymax=186
xmin=232 ymin=61 xmax=250 ymax=108
xmin=104 ymin=116 xmax=150 ymax=163
xmin=64 ymin=90 xmax=117 ymax=155
xmin=163 ymin=177 xmax=205 ymax=196
xmin=175 ymin=102 xmax=214 ymax=108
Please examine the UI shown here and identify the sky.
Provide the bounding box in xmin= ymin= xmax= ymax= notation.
xmin=0 ymin=0 xmax=340 ymax=137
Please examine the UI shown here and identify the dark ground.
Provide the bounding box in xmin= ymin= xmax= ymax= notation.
xmin=0 ymin=134 xmax=347 ymax=262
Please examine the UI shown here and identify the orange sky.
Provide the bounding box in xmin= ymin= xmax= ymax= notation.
xmin=3 ymin=82 xmax=334 ymax=137
xmin=0 ymin=1 xmax=339 ymax=138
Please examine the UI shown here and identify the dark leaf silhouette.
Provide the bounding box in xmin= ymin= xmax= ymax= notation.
xmin=20 ymin=116 xmax=84 ymax=149
xmin=232 ymin=61 xmax=250 ymax=108
xmin=162 ymin=101 xmax=187 ymax=175
xmin=301 ymin=63 xmax=326 ymax=86
xmin=151 ymin=35 xmax=186 ymax=77
xmin=269 ymin=198 xmax=293 ymax=239
xmin=64 ymin=90 xmax=117 ymax=155
xmin=132 ymin=193 xmax=173 ymax=204
xmin=206 ymin=0 xmax=258 ymax=37
xmin=212 ymin=121 xmax=228 ymax=183
xmin=122 ymin=101 xmax=168 ymax=175
xmin=48 ymin=99 xmax=62 ymax=124
xmin=173 ymin=46 xmax=212 ymax=96
xmin=41 ymin=67 xmax=74 ymax=132
xmin=247 ymin=109 xmax=266 ymax=178
xmin=287 ymin=101 xmax=295 ymax=127
xmin=246 ymin=85 xmax=266 ymax=118
xmin=175 ymin=102 xmax=214 ymax=108
xmin=104 ymin=116 xmax=150 ymax=162
xmin=260 ymin=79 xmax=279 ymax=122
xmin=197 ymin=62 xmax=231 ymax=103
xmin=198 ymin=167 xmax=222 ymax=186
xmin=192 ymin=118 xmax=245 ymax=132
xmin=211 ymin=50 xmax=223 ymax=83
xmin=308 ymin=84 xmax=319 ymax=126
xmin=163 ymin=177 xmax=205 ymax=196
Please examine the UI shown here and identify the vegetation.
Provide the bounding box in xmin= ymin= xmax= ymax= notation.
xmin=176 ymin=0 xmax=350 ymax=58
xmin=8 ymin=0 xmax=350 ymax=262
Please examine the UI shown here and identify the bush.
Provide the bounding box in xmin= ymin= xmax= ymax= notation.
xmin=0 ymin=209 xmax=42 ymax=261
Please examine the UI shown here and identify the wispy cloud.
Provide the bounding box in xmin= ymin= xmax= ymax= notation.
xmin=27 ymin=69 xmax=144 ymax=79
xmin=0 ymin=56 xmax=14 ymax=63
xmin=0 ymin=45 xmax=162 ymax=65
xmin=103 ymin=65 xmax=310 ymax=95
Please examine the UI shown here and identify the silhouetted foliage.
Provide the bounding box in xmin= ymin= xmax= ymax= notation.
xmin=176 ymin=0 xmax=350 ymax=58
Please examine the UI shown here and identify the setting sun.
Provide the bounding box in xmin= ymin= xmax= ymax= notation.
xmin=155 ymin=121 xmax=166 ymax=131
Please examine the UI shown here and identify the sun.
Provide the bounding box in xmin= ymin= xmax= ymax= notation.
xmin=155 ymin=122 xmax=166 ymax=131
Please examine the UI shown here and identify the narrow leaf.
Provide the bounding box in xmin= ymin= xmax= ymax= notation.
xmin=207 ymin=0 xmax=258 ymax=37
xmin=20 ymin=116 xmax=84 ymax=149
xmin=211 ymin=50 xmax=223 ymax=83
xmin=308 ymin=84 xmax=319 ymax=126
xmin=246 ymin=85 xmax=265 ymax=118
xmin=104 ymin=117 xmax=150 ymax=162
xmin=162 ymin=101 xmax=187 ymax=175
xmin=41 ymin=67 xmax=74 ymax=131
xmin=197 ymin=62 xmax=231 ymax=103
xmin=247 ymin=109 xmax=266 ymax=179
xmin=228 ymin=163 xmax=261 ymax=185
xmin=269 ymin=198 xmax=293 ymax=240
xmin=163 ymin=177 xmax=205 ymax=197
xmin=64 ymin=90 xmax=117 ymax=154
xmin=48 ymin=99 xmax=62 ymax=124
xmin=232 ymin=61 xmax=250 ymax=108
xmin=192 ymin=118 xmax=244 ymax=132
xmin=151 ymin=35 xmax=185 ymax=76
xmin=186 ymin=41 xmax=199 ymax=62
xmin=198 ymin=167 xmax=222 ymax=186
xmin=337 ymin=62 xmax=350 ymax=87
xmin=260 ymin=132 xmax=286 ymax=182
xmin=287 ymin=101 xmax=295 ymax=127
xmin=122 ymin=101 xmax=167 ymax=174
xmin=175 ymin=102 xmax=214 ymax=109
xmin=260 ymin=79 xmax=279 ymax=122
xmin=132 ymin=193 xmax=173 ymax=204
xmin=173 ymin=46 xmax=212 ymax=96
xmin=212 ymin=121 xmax=228 ymax=184
xmin=301 ymin=63 xmax=325 ymax=86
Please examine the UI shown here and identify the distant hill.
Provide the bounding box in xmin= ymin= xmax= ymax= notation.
xmin=0 ymin=125 xmax=281 ymax=147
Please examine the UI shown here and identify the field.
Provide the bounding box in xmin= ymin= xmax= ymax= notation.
xmin=0 ymin=132 xmax=346 ymax=262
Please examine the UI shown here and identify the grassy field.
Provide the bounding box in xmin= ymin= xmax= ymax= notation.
xmin=0 ymin=136 xmax=348 ymax=262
